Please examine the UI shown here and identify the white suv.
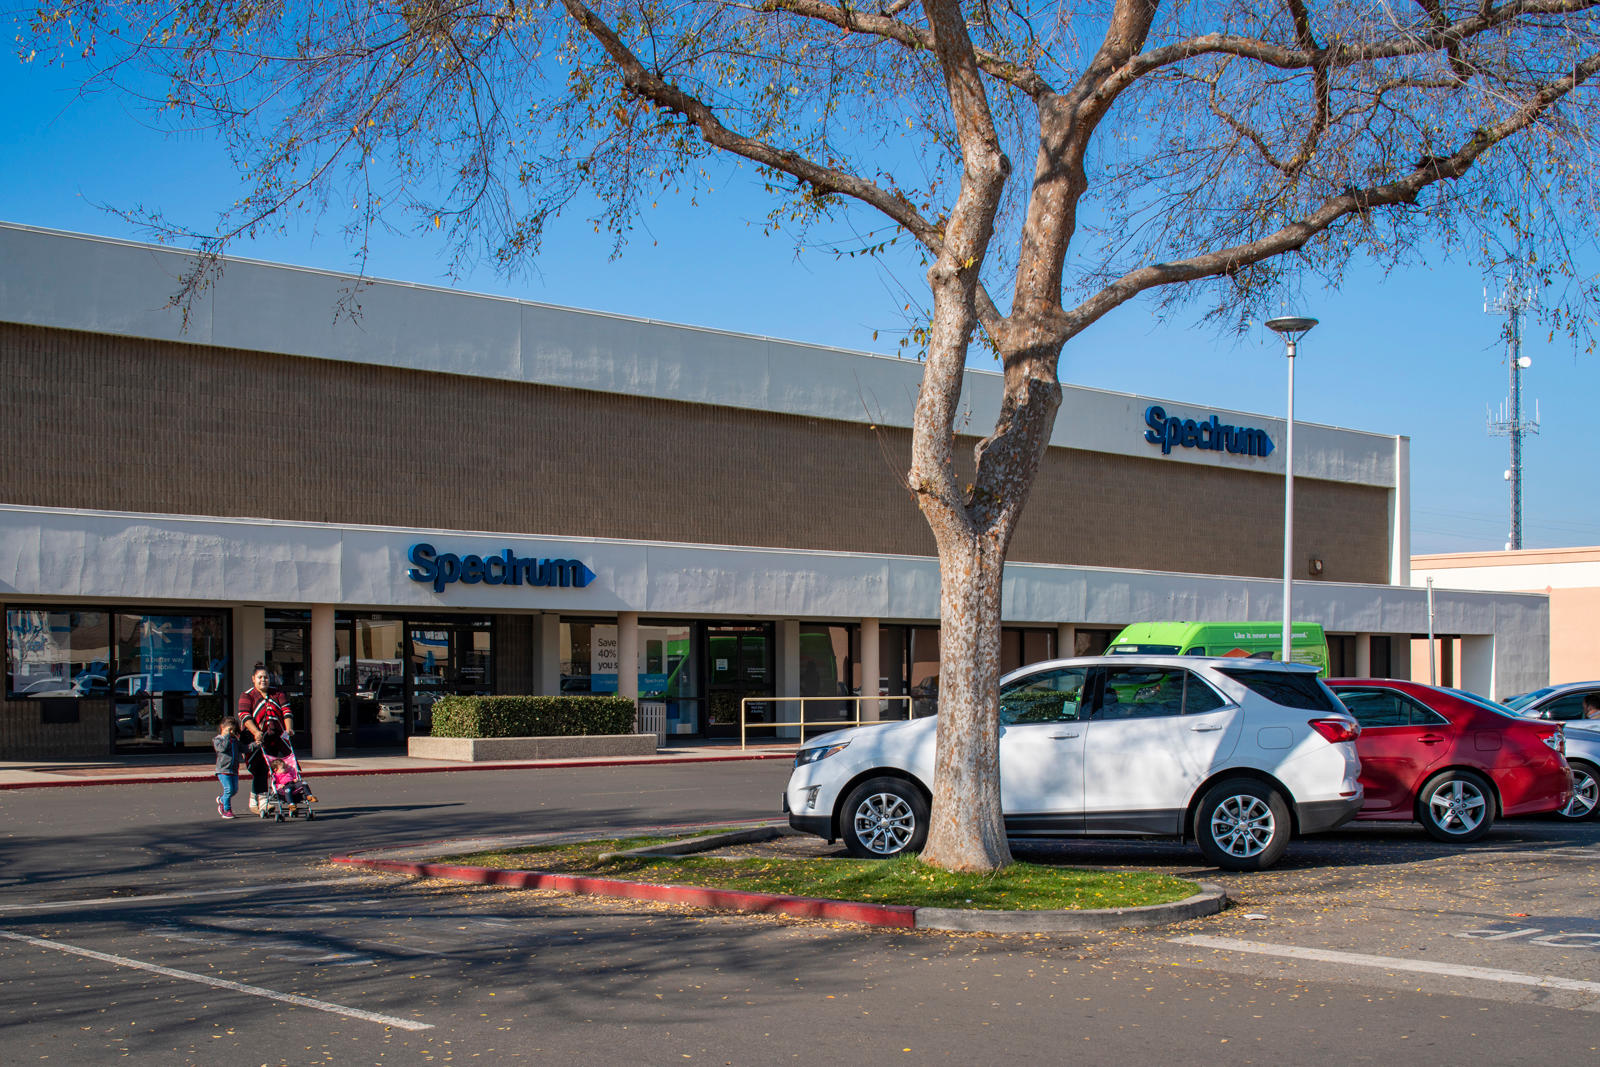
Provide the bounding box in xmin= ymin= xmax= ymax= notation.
xmin=784 ymin=656 xmax=1363 ymax=871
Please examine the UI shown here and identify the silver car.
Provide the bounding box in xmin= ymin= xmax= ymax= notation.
xmin=1505 ymin=681 xmax=1600 ymax=723
xmin=1557 ymin=722 xmax=1600 ymax=821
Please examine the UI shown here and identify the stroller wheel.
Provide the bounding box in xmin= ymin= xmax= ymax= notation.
xmin=274 ymin=810 xmax=285 ymax=822
xmin=305 ymin=809 xmax=315 ymax=821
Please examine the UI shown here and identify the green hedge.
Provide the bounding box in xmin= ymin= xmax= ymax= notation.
xmin=430 ymin=695 xmax=638 ymax=739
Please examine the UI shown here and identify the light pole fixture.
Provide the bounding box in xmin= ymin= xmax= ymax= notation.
xmin=1265 ymin=315 xmax=1318 ymax=665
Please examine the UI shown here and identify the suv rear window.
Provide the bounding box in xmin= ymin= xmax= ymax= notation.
xmin=1218 ymin=668 xmax=1341 ymax=712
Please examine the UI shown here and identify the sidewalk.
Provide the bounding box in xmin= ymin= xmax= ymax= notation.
xmin=0 ymin=740 xmax=799 ymax=790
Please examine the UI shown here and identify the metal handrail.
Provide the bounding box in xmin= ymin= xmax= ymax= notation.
xmin=738 ymin=695 xmax=920 ymax=750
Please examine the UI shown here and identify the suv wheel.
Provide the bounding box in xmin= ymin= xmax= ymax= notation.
xmin=1558 ymin=760 xmax=1599 ymax=822
xmin=1194 ymin=778 xmax=1291 ymax=871
xmin=840 ymin=777 xmax=929 ymax=859
xmin=1417 ymin=770 xmax=1495 ymax=842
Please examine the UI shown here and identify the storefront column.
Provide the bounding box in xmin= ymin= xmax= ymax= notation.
xmin=776 ymin=621 xmax=801 ymax=697
xmin=776 ymin=620 xmax=800 ymax=741
xmin=310 ymin=604 xmax=336 ymax=759
xmin=1460 ymin=636 xmax=1495 ymax=699
xmin=1056 ymin=623 xmax=1077 ymax=660
xmin=532 ymin=613 xmax=561 ymax=696
xmin=860 ymin=618 xmax=880 ymax=722
xmin=618 ymin=612 xmax=639 ymax=701
xmin=232 ymin=606 xmax=266 ymax=700
xmin=1354 ymin=634 xmax=1372 ymax=678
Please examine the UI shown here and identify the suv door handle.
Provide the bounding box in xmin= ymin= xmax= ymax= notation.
xmin=1050 ymin=732 xmax=1080 ymax=740
xmin=1190 ymin=724 xmax=1223 ymax=732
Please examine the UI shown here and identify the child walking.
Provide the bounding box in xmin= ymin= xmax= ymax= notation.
xmin=213 ymin=716 xmax=242 ymax=819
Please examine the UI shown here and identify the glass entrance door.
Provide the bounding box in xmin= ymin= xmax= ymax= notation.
xmin=704 ymin=624 xmax=773 ymax=739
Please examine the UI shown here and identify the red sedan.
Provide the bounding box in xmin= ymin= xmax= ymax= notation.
xmin=1327 ymin=679 xmax=1572 ymax=842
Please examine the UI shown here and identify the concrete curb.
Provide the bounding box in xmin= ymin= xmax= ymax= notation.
xmin=916 ymin=885 xmax=1227 ymax=932
xmin=0 ymin=751 xmax=792 ymax=791
xmin=331 ymin=828 xmax=1228 ymax=934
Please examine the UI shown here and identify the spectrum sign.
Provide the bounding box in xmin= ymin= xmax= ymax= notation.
xmin=1143 ymin=405 xmax=1274 ymax=458
xmin=406 ymin=543 xmax=594 ymax=593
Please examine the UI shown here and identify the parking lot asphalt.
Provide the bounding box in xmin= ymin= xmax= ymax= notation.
xmin=3 ymin=764 xmax=1599 ymax=1063
xmin=1015 ymin=819 xmax=1600 ymax=1014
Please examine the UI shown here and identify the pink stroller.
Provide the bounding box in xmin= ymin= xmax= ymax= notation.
xmin=259 ymin=736 xmax=317 ymax=822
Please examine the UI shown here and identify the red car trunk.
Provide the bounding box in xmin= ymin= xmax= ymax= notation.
xmin=1327 ymin=678 xmax=1572 ymax=841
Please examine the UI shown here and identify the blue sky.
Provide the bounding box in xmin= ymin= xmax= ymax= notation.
xmin=5 ymin=52 xmax=1597 ymax=555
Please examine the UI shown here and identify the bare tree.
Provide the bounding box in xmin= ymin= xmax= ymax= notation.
xmin=22 ymin=0 xmax=1600 ymax=869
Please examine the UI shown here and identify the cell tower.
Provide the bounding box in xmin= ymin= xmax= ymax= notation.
xmin=1484 ymin=276 xmax=1541 ymax=551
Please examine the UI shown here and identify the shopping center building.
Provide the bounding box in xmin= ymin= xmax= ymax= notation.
xmin=0 ymin=222 xmax=1551 ymax=759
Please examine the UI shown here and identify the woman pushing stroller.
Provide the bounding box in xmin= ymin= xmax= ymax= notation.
xmin=238 ymin=663 xmax=295 ymax=813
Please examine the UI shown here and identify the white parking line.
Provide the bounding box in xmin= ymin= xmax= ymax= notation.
xmin=1172 ymin=935 xmax=1600 ymax=999
xmin=0 ymin=930 xmax=431 ymax=1030
xmin=0 ymin=877 xmax=383 ymax=915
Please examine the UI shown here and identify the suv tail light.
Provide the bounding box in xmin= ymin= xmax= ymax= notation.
xmin=1309 ymin=718 xmax=1360 ymax=744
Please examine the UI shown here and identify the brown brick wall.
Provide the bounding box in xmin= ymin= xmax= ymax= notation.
xmin=0 ymin=697 xmax=113 ymax=759
xmin=0 ymin=322 xmax=1392 ymax=582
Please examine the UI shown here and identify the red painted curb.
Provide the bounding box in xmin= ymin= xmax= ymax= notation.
xmin=332 ymin=855 xmax=918 ymax=929
xmin=0 ymin=752 xmax=792 ymax=791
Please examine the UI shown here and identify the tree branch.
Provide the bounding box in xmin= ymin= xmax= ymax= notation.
xmin=558 ymin=0 xmax=946 ymax=251
xmin=1065 ymin=49 xmax=1600 ymax=336
xmin=1114 ymin=0 xmax=1600 ymax=88
xmin=755 ymin=0 xmax=1055 ymax=97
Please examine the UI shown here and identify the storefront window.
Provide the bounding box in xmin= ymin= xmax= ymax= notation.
xmin=1001 ymin=628 xmax=1056 ymax=674
xmin=798 ymin=624 xmax=855 ymax=732
xmin=356 ymin=618 xmax=406 ymax=692
xmin=265 ymin=611 xmax=309 ymax=727
xmin=113 ymin=613 xmax=228 ymax=745
xmin=5 ymin=609 xmax=111 ymax=699
xmin=798 ymin=625 xmax=854 ymax=697
xmin=642 ymin=621 xmax=696 ymax=735
xmin=909 ymin=627 xmax=940 ymax=718
xmin=560 ymin=620 xmax=601 ymax=694
xmin=562 ymin=619 xmax=691 ymax=695
xmin=330 ymin=614 xmax=493 ymax=744
xmin=408 ymin=619 xmax=492 ymax=735
xmin=1074 ymin=628 xmax=1116 ymax=657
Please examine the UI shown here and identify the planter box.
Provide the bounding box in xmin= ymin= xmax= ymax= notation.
xmin=407 ymin=734 xmax=659 ymax=762
xmin=181 ymin=727 xmax=216 ymax=748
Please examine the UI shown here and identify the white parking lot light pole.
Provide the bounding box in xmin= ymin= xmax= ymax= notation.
xmin=1265 ymin=316 xmax=1318 ymax=665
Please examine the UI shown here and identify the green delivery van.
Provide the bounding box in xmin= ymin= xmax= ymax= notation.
xmin=1106 ymin=621 xmax=1330 ymax=674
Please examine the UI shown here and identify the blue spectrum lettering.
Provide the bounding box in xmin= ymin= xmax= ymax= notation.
xmin=407 ymin=543 xmax=595 ymax=593
xmin=1143 ymin=405 xmax=1274 ymax=458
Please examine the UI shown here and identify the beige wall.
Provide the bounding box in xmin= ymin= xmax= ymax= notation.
xmin=1551 ymin=587 xmax=1600 ymax=683
xmin=1413 ymin=547 xmax=1600 ymax=685
xmin=1 ymin=321 xmax=1393 ymax=582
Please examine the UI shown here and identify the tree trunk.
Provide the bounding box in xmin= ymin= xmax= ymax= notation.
xmin=918 ymin=530 xmax=1013 ymax=871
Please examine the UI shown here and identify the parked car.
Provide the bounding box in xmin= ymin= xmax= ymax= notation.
xmin=1326 ymin=679 xmax=1573 ymax=842
xmin=1448 ymin=687 xmax=1599 ymax=823
xmin=1504 ymin=681 xmax=1600 ymax=723
xmin=784 ymin=656 xmax=1364 ymax=871
xmin=1560 ymin=721 xmax=1600 ymax=821
xmin=13 ymin=676 xmax=75 ymax=697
